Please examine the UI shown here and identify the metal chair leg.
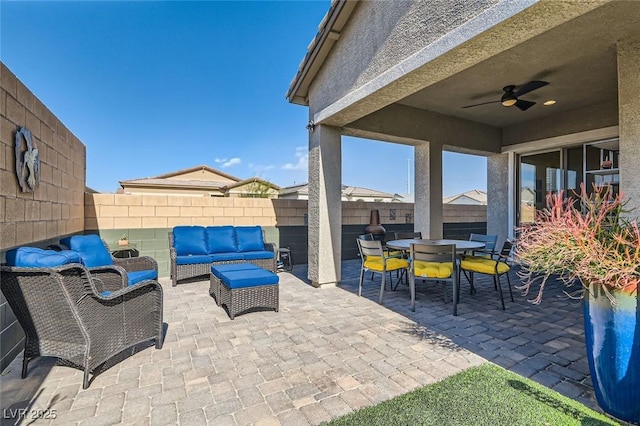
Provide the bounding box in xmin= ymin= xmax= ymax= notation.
xmin=410 ymin=274 xmax=416 ymax=312
xmin=21 ymin=354 xmax=29 ymax=378
xmin=359 ymin=267 xmax=365 ymax=297
xmin=379 ymin=272 xmax=386 ymax=304
xmin=496 ymin=275 xmax=506 ymax=310
xmin=506 ymin=272 xmax=514 ymax=302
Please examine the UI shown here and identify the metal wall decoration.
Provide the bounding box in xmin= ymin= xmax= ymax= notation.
xmin=15 ymin=127 xmax=40 ymax=192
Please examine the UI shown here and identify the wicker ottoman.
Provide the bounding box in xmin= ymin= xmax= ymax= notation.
xmin=210 ymin=264 xmax=279 ymax=319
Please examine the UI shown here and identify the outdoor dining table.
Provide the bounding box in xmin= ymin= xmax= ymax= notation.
xmin=385 ymin=238 xmax=486 ymax=315
xmin=385 ymin=238 xmax=485 ymax=252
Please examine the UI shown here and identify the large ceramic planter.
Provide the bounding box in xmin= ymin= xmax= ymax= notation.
xmin=583 ymin=285 xmax=640 ymax=423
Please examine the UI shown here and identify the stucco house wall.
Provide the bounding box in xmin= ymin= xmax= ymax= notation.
xmin=308 ymin=0 xmax=501 ymax=113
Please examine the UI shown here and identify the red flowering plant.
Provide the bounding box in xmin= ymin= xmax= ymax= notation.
xmin=515 ymin=183 xmax=640 ymax=304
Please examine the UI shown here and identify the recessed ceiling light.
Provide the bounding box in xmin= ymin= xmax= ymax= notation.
xmin=543 ymin=100 xmax=556 ymax=106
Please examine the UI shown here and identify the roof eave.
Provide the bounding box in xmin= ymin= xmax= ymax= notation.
xmin=286 ymin=0 xmax=358 ymax=105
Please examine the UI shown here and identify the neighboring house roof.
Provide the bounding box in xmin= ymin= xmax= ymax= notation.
xmin=443 ymin=190 xmax=487 ymax=205
xmin=521 ymin=187 xmax=536 ymax=204
xmin=280 ymin=183 xmax=396 ymax=199
xmin=119 ymin=165 xmax=242 ymax=190
xmin=225 ymin=177 xmax=281 ymax=191
xmin=120 ymin=178 xmax=232 ymax=190
xmin=143 ymin=165 xmax=241 ymax=182
xmin=278 ymin=183 xmax=309 ymax=196
xmin=397 ymin=193 xmax=414 ymax=203
xmin=120 ymin=165 xmax=281 ymax=197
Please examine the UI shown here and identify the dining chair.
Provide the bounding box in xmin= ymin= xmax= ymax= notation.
xmin=460 ymin=240 xmax=514 ymax=310
xmin=393 ymin=231 xmax=422 ymax=240
xmin=467 ymin=233 xmax=498 ymax=258
xmin=460 ymin=233 xmax=498 ymax=292
xmin=356 ymin=238 xmax=409 ymax=304
xmin=408 ymin=243 xmax=460 ymax=315
xmin=358 ymin=233 xmax=403 ymax=280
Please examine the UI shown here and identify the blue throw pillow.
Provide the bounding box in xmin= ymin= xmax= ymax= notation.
xmin=235 ymin=226 xmax=265 ymax=252
xmin=6 ymin=247 xmax=82 ymax=268
xmin=206 ymin=226 xmax=237 ymax=254
xmin=173 ymin=226 xmax=207 ymax=256
xmin=60 ymin=234 xmax=113 ymax=268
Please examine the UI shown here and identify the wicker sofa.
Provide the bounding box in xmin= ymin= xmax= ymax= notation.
xmin=1 ymin=247 xmax=163 ymax=389
xmin=169 ymin=225 xmax=277 ymax=286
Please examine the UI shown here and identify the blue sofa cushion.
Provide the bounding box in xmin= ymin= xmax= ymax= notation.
xmin=235 ymin=226 xmax=264 ymax=252
xmin=219 ymin=269 xmax=279 ymax=289
xmin=211 ymin=263 xmax=260 ymax=279
xmin=173 ymin=226 xmax=207 ymax=256
xmin=6 ymin=247 xmax=82 ymax=268
xmin=206 ymin=226 xmax=237 ymax=254
xmin=127 ymin=270 xmax=158 ymax=285
xmin=60 ymin=235 xmax=113 ymax=268
xmin=210 ymin=252 xmax=244 ymax=262
xmin=242 ymin=250 xmax=275 ymax=260
xmin=176 ymin=255 xmax=213 ymax=265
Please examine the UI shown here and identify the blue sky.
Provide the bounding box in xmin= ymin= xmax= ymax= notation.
xmin=1 ymin=1 xmax=486 ymax=197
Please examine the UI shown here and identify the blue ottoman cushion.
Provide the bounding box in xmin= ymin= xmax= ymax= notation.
xmin=220 ymin=269 xmax=279 ymax=289
xmin=211 ymin=263 xmax=260 ymax=279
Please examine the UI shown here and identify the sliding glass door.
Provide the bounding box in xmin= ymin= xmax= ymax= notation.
xmin=519 ymin=151 xmax=561 ymax=223
xmin=518 ymin=146 xmax=585 ymax=225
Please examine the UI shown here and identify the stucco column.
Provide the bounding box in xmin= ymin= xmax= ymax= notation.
xmin=487 ymin=153 xmax=511 ymax=248
xmin=308 ymin=124 xmax=342 ymax=287
xmin=618 ymin=37 xmax=640 ymax=212
xmin=414 ymin=142 xmax=443 ymax=238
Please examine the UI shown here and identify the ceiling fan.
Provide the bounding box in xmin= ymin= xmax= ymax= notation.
xmin=462 ymin=80 xmax=549 ymax=111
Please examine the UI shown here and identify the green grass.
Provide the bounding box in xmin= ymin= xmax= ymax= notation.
xmin=324 ymin=364 xmax=619 ymax=426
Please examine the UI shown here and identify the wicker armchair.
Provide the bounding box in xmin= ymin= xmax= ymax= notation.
xmin=0 ymin=264 xmax=164 ymax=389
xmin=60 ymin=235 xmax=158 ymax=292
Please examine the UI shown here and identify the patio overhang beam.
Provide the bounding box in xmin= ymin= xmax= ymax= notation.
xmin=343 ymin=103 xmax=502 ymax=155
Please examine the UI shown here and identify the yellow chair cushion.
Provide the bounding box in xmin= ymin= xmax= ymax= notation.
xmin=413 ymin=261 xmax=454 ymax=279
xmin=365 ymin=255 xmax=383 ymax=262
xmin=364 ymin=257 xmax=409 ymax=272
xmin=463 ymin=254 xmax=491 ymax=261
xmin=461 ymin=258 xmax=510 ymax=275
xmin=363 ymin=253 xmax=401 ymax=262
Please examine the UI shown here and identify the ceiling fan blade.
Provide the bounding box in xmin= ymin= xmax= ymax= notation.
xmin=461 ymin=100 xmax=501 ymax=109
xmin=515 ymin=99 xmax=535 ymax=111
xmin=513 ymin=80 xmax=548 ymax=97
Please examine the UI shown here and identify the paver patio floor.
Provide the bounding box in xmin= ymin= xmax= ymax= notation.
xmin=1 ymin=260 xmax=597 ymax=425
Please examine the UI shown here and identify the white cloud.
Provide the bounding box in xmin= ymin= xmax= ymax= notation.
xmin=215 ymin=157 xmax=241 ymax=168
xmin=282 ymin=146 xmax=308 ymax=171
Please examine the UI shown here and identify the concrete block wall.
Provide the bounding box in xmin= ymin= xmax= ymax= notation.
xmin=0 ymin=62 xmax=86 ymax=370
xmin=86 ymin=193 xmax=486 ymax=277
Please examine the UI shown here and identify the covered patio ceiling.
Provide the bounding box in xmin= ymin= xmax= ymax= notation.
xmin=313 ymin=2 xmax=640 ymax=138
